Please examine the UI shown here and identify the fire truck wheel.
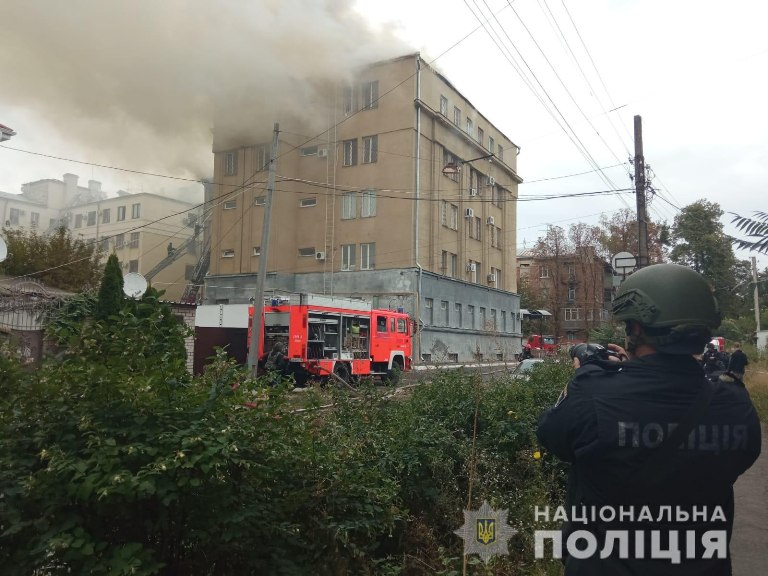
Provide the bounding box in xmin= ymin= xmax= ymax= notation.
xmin=333 ymin=363 xmax=351 ymax=385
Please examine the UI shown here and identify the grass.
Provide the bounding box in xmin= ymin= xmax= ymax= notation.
xmin=745 ymin=366 xmax=768 ymax=422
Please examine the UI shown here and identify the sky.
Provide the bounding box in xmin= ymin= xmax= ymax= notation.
xmin=1 ymin=0 xmax=766 ymax=270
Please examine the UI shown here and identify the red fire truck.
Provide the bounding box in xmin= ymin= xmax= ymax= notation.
xmin=248 ymin=293 xmax=413 ymax=384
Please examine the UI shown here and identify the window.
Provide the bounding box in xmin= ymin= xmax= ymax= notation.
xmin=101 ymin=237 xmax=109 ymax=252
xmin=502 ymin=310 xmax=507 ymax=332
xmin=469 ymin=216 xmax=481 ymax=240
xmin=87 ymin=211 xmax=97 ymax=226
xmin=342 ymin=139 xmax=357 ymax=166
xmin=564 ymin=308 xmax=582 ymax=321
xmin=361 ymin=189 xmax=377 ymax=217
xmin=298 ymin=247 xmax=316 ymax=257
xmin=492 ymin=187 xmax=504 ymax=207
xmin=299 ymin=198 xmax=317 ymax=208
xmin=490 ymin=267 xmax=501 ymax=286
xmin=342 ymin=192 xmax=356 ymax=219
xmin=567 ymin=263 xmax=576 ymax=277
xmin=361 ymin=242 xmax=375 ymax=270
xmin=397 ymin=318 xmax=407 ymax=334
xmin=185 ymin=264 xmax=194 ymax=280
xmin=568 ymin=285 xmax=576 ymax=301
xmin=129 ymin=232 xmax=139 ymax=248
xmin=361 ymin=80 xmax=379 ymax=109
xmin=254 ymin=196 xmax=266 ymax=206
xmin=440 ymin=95 xmax=448 ymax=116
xmin=480 ymin=307 xmax=486 ymax=329
xmin=443 ymin=149 xmax=460 ymax=181
xmin=376 ymin=315 xmax=388 ymax=332
xmin=468 ymin=305 xmax=475 ymax=329
xmin=539 ymin=265 xmax=550 ymax=278
xmin=300 ymin=146 xmax=318 ymax=156
xmin=223 ymin=200 xmax=237 ymax=210
xmin=497 ymin=144 xmax=504 ymax=161
xmin=252 ymin=246 xmax=261 ymax=256
xmin=440 ymin=202 xmax=459 ymax=230
xmin=256 ymin=145 xmax=269 ymax=170
xmin=488 ymin=136 xmax=494 ymax=152
xmin=225 ymin=151 xmax=237 ymax=176
xmin=101 ymin=208 xmax=110 ymax=223
xmin=490 ymin=309 xmax=497 ymax=331
xmin=519 ymin=263 xmax=530 ymax=277
xmin=129 ymin=260 xmax=139 ymax=273
xmin=341 ymin=243 xmax=355 ymax=270
xmin=453 ymin=106 xmax=461 ymax=126
xmin=343 ymin=85 xmax=355 ymax=115
xmin=9 ymin=208 xmax=20 ymax=225
xmin=441 ymin=300 xmax=449 ymax=325
xmin=115 ymin=233 xmax=125 ymax=249
xmin=131 ymin=203 xmax=141 ymax=219
xmin=455 ymin=303 xmax=462 ymax=327
xmin=424 ymin=298 xmax=433 ymax=325
xmin=362 ymin=135 xmax=378 ymax=163
xmin=30 ymin=212 xmax=40 ymax=227
xmin=449 ymin=252 xmax=457 ymax=277
xmin=74 ymin=213 xmax=83 ymax=229
xmin=491 ymin=226 xmax=502 ymax=248
xmin=468 ymin=260 xmax=478 ymax=283
xmin=466 ymin=117 xmax=474 ymax=138
xmin=222 ymin=249 xmax=235 ymax=258
xmin=477 ymin=127 xmax=484 ymax=145
xmin=117 ymin=205 xmax=126 ymax=221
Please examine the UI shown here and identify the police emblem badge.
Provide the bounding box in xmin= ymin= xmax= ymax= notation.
xmin=454 ymin=500 xmax=517 ymax=563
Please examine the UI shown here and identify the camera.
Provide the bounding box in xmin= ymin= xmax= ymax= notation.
xmin=569 ymin=343 xmax=621 ymax=366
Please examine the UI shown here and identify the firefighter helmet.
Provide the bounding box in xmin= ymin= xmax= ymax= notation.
xmin=612 ymin=263 xmax=720 ymax=353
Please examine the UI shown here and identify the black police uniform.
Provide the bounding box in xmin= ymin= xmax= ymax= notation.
xmin=537 ymin=353 xmax=761 ymax=575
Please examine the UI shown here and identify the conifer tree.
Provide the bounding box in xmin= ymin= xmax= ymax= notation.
xmin=95 ymin=253 xmax=124 ymax=319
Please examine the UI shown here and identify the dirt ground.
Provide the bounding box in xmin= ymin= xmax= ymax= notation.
xmin=732 ymin=366 xmax=768 ymax=574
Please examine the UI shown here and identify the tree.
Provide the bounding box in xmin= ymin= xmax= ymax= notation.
xmin=96 ymin=253 xmax=124 ymax=319
xmin=730 ymin=211 xmax=768 ymax=254
xmin=0 ymin=226 xmax=102 ymax=291
xmin=598 ymin=208 xmax=669 ymax=263
xmin=669 ymin=200 xmax=742 ymax=317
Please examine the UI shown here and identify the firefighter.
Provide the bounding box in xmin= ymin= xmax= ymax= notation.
xmin=536 ymin=263 xmax=761 ymax=575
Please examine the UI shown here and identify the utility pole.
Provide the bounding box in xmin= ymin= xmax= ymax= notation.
xmin=752 ymin=256 xmax=761 ymax=333
xmin=634 ymin=115 xmax=649 ymax=268
xmin=248 ymin=122 xmax=280 ymax=377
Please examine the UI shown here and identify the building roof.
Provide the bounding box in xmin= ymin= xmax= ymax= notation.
xmin=0 ymin=191 xmax=46 ymax=206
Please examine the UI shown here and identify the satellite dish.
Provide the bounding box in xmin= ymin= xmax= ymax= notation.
xmin=122 ymin=272 xmax=148 ymax=299
xmin=0 ymin=236 xmax=7 ymax=263
xmin=612 ymin=251 xmax=637 ymax=276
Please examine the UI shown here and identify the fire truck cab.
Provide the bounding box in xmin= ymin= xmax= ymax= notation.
xmin=250 ymin=293 xmax=412 ymax=383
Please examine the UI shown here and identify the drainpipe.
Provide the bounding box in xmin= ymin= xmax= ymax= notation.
xmin=414 ymin=55 xmax=423 ymax=361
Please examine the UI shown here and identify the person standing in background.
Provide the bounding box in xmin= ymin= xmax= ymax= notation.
xmin=728 ymin=342 xmax=749 ymax=380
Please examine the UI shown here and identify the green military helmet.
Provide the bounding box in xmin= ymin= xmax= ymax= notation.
xmin=612 ymin=263 xmax=721 ymax=331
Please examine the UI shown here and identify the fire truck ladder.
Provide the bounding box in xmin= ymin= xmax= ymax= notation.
xmin=180 ymin=234 xmax=211 ymax=304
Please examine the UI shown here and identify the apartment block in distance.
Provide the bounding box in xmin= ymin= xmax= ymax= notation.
xmin=204 ymin=53 xmax=526 ymax=363
xmin=2 ymin=174 xmax=202 ymax=301
xmin=517 ymin=247 xmax=614 ymax=343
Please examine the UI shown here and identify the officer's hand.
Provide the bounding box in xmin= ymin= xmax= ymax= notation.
xmin=607 ymin=343 xmax=629 ymax=361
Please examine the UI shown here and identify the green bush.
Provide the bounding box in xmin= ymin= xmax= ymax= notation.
xmin=1 ymin=292 xmax=571 ymax=575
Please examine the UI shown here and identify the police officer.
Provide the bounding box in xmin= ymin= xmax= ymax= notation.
xmin=537 ymin=263 xmax=761 ymax=575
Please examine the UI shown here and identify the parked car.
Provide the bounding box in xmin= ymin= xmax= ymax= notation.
xmin=510 ymin=358 xmax=545 ymax=379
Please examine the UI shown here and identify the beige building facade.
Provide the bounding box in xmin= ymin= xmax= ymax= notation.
xmin=205 ymin=54 xmax=526 ymax=362
xmin=2 ymin=174 xmax=202 ymax=301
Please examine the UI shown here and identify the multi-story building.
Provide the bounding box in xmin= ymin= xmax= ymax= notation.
xmin=203 ymin=53 xmax=525 ymax=362
xmin=1 ymin=174 xmax=202 ymax=301
xmin=517 ymin=247 xmax=614 ymax=343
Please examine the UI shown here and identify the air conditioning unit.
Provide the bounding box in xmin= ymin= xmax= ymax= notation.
xmin=315 ymin=251 xmax=326 ymax=261
xmin=487 ymin=176 xmax=495 ymax=186
xmin=465 ymin=208 xmax=474 ymax=218
xmin=486 ymin=216 xmax=495 ymax=226
xmin=466 ymin=262 xmax=477 ymax=273
xmin=487 ymin=273 xmax=497 ymax=283
xmin=318 ymin=148 xmax=328 ymax=158
xmin=468 ymin=188 xmax=478 ymax=197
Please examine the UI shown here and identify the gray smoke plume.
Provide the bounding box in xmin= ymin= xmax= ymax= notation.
xmin=0 ymin=0 xmax=408 ymax=182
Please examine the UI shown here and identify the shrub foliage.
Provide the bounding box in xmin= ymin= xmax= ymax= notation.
xmin=1 ymin=291 xmax=570 ymax=575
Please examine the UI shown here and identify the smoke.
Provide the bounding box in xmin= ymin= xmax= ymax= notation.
xmin=0 ymin=0 xmax=408 ymax=182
